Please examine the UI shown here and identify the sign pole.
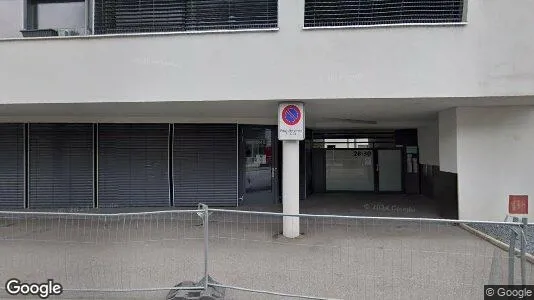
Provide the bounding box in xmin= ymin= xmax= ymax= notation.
xmin=507 ymin=195 xmax=529 ymax=285
xmin=282 ymin=140 xmax=300 ymax=238
xmin=508 ymin=217 xmax=517 ymax=285
xmin=521 ymin=217 xmax=528 ymax=285
xmin=278 ymin=102 xmax=305 ymax=238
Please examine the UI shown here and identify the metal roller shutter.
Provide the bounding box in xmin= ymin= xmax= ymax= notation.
xmin=184 ymin=0 xmax=278 ymax=31
xmin=94 ymin=0 xmax=278 ymax=34
xmin=29 ymin=124 xmax=94 ymax=209
xmin=0 ymin=124 xmax=24 ymax=208
xmin=94 ymin=0 xmax=187 ymax=34
xmin=304 ymin=0 xmax=464 ymax=28
xmin=173 ymin=124 xmax=237 ymax=207
xmin=98 ymin=124 xmax=170 ymax=208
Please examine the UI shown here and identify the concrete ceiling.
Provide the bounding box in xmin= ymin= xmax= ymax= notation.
xmin=0 ymin=96 xmax=533 ymax=129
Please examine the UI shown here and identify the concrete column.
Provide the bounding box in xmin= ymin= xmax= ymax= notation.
xmin=282 ymin=140 xmax=300 ymax=238
xmin=438 ymin=108 xmax=458 ymax=173
xmin=455 ymin=106 xmax=534 ymax=221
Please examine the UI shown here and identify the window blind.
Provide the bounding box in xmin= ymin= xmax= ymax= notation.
xmin=95 ymin=0 xmax=278 ymax=34
xmin=304 ymin=0 xmax=464 ymax=28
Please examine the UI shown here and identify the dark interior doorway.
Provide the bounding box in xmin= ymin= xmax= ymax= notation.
xmin=239 ymin=125 xmax=279 ymax=206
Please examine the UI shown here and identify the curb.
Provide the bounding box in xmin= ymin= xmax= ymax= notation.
xmin=459 ymin=223 xmax=534 ymax=264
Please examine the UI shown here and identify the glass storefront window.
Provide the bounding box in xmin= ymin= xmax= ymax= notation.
xmin=244 ymin=128 xmax=273 ymax=193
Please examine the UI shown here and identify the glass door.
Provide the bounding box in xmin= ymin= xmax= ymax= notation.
xmin=239 ymin=126 xmax=279 ymax=206
xmin=377 ymin=149 xmax=403 ymax=192
xmin=325 ymin=149 xmax=375 ymax=191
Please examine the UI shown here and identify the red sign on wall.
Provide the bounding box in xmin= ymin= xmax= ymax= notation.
xmin=509 ymin=195 xmax=528 ymax=215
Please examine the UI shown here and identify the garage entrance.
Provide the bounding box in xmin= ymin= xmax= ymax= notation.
xmin=237 ymin=128 xmax=422 ymax=207
xmin=310 ymin=130 xmax=420 ymax=195
xmin=323 ymin=148 xmax=403 ymax=192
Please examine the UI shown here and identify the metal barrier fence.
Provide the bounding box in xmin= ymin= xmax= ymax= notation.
xmin=0 ymin=205 xmax=532 ymax=299
xmin=0 ymin=209 xmax=206 ymax=299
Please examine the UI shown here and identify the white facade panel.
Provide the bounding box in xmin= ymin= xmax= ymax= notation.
xmin=0 ymin=0 xmax=533 ymax=105
xmin=456 ymin=106 xmax=534 ymax=221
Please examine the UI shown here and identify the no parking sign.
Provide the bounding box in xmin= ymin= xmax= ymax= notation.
xmin=278 ymin=103 xmax=305 ymax=140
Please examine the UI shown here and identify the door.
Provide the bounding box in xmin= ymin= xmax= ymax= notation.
xmin=377 ymin=149 xmax=403 ymax=192
xmin=240 ymin=126 xmax=278 ymax=206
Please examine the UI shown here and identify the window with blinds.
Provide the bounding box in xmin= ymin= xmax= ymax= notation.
xmin=304 ymin=0 xmax=465 ymax=28
xmin=94 ymin=0 xmax=278 ymax=34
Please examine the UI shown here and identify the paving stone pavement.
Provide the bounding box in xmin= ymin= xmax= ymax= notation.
xmin=0 ymin=211 xmax=532 ymax=300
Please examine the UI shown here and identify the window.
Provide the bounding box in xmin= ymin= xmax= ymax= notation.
xmin=25 ymin=0 xmax=88 ymax=36
xmin=304 ymin=0 xmax=465 ymax=28
xmin=94 ymin=0 xmax=278 ymax=35
xmin=319 ymin=138 xmax=370 ymax=149
xmin=313 ymin=137 xmax=395 ymax=149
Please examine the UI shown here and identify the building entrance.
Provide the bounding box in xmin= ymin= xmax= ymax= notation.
xmin=311 ymin=130 xmax=418 ymax=194
xmin=239 ymin=125 xmax=279 ymax=206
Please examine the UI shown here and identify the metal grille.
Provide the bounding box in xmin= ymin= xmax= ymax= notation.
xmin=304 ymin=0 xmax=465 ymax=28
xmin=94 ymin=0 xmax=278 ymax=34
xmin=0 ymin=210 xmax=205 ymax=299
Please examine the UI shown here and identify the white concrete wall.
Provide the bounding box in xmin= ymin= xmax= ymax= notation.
xmin=0 ymin=0 xmax=533 ymax=104
xmin=0 ymin=0 xmax=23 ymax=38
xmin=439 ymin=109 xmax=457 ymax=173
xmin=418 ymin=120 xmax=439 ymax=166
xmin=456 ymin=106 xmax=534 ymax=221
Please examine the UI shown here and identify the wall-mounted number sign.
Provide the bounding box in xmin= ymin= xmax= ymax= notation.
xmin=353 ymin=150 xmax=372 ymax=157
xmin=509 ymin=195 xmax=528 ymax=215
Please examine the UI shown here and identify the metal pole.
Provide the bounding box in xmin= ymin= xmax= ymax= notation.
xmin=509 ymin=217 xmax=518 ymax=285
xmin=521 ymin=217 xmax=528 ymax=285
xmin=282 ymin=140 xmax=300 ymax=238
xmin=203 ymin=204 xmax=209 ymax=291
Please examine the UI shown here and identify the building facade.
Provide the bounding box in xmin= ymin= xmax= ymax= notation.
xmin=0 ymin=0 xmax=533 ymax=221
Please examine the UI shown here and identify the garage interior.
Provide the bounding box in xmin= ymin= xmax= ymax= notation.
xmin=241 ymin=127 xmax=448 ymax=218
xmin=290 ymin=129 xmax=445 ymax=218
